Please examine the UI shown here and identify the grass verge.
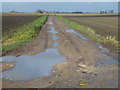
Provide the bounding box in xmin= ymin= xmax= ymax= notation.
xmin=57 ymin=16 xmax=119 ymax=48
xmin=1 ymin=15 xmax=48 ymax=51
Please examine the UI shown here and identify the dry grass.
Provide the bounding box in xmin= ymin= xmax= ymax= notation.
xmin=64 ymin=16 xmax=118 ymax=40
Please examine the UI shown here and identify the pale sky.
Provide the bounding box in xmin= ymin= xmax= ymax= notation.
xmin=2 ymin=2 xmax=118 ymax=13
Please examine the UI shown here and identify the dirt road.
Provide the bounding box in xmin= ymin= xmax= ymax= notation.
xmin=1 ymin=16 xmax=118 ymax=88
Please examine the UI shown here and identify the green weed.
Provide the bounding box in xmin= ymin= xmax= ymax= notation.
xmin=2 ymin=15 xmax=48 ymax=51
xmin=57 ymin=16 xmax=119 ymax=47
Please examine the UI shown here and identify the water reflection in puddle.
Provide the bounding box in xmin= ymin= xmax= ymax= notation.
xmin=47 ymin=21 xmax=53 ymax=25
xmin=52 ymin=36 xmax=59 ymax=40
xmin=97 ymin=44 xmax=110 ymax=53
xmin=48 ymin=25 xmax=60 ymax=48
xmin=52 ymin=42 xmax=59 ymax=48
xmin=66 ymin=29 xmax=87 ymax=40
xmin=48 ymin=26 xmax=58 ymax=34
xmin=2 ymin=48 xmax=66 ymax=81
xmin=97 ymin=43 xmax=118 ymax=66
xmin=96 ymin=43 xmax=118 ymax=67
xmin=48 ymin=28 xmax=58 ymax=34
xmin=96 ymin=56 xmax=118 ymax=67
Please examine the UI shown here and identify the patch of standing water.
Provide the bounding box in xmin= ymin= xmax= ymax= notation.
xmin=97 ymin=44 xmax=110 ymax=53
xmin=52 ymin=42 xmax=59 ymax=48
xmin=51 ymin=36 xmax=59 ymax=40
xmin=47 ymin=21 xmax=53 ymax=25
xmin=2 ymin=48 xmax=66 ymax=81
xmin=51 ymin=36 xmax=60 ymax=48
xmin=66 ymin=29 xmax=87 ymax=40
xmin=96 ymin=43 xmax=118 ymax=71
xmin=48 ymin=27 xmax=58 ymax=34
xmin=96 ymin=56 xmax=118 ymax=67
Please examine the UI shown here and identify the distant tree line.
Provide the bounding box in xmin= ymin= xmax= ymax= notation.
xmin=9 ymin=9 xmax=115 ymax=14
xmin=100 ymin=10 xmax=114 ymax=14
xmin=36 ymin=10 xmax=46 ymax=14
xmin=10 ymin=11 xmax=24 ymax=13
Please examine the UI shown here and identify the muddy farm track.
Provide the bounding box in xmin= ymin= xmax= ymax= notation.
xmin=1 ymin=16 xmax=118 ymax=88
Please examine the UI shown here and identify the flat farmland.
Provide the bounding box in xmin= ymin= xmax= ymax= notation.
xmin=63 ymin=15 xmax=118 ymax=40
xmin=2 ymin=15 xmax=41 ymax=36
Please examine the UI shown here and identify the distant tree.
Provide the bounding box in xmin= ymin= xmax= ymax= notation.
xmin=36 ymin=10 xmax=45 ymax=13
xmin=56 ymin=11 xmax=60 ymax=13
xmin=72 ymin=11 xmax=84 ymax=14
xmin=10 ymin=11 xmax=21 ymax=13
xmin=100 ymin=10 xmax=114 ymax=14
xmin=110 ymin=10 xmax=114 ymax=13
xmin=105 ymin=10 xmax=107 ymax=14
xmin=10 ymin=11 xmax=15 ymax=13
xmin=100 ymin=11 xmax=104 ymax=14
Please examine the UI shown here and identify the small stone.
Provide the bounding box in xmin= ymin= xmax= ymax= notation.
xmin=94 ymin=74 xmax=97 ymax=75
xmin=81 ymin=72 xmax=87 ymax=74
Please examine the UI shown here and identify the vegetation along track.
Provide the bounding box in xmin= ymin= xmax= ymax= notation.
xmin=1 ymin=15 xmax=48 ymax=55
xmin=58 ymin=16 xmax=119 ymax=53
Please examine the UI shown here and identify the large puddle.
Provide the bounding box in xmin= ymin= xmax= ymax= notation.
xmin=2 ymin=48 xmax=66 ymax=81
xmin=66 ymin=29 xmax=87 ymax=40
xmin=1 ymin=19 xmax=66 ymax=81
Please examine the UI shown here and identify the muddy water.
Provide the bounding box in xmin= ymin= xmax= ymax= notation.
xmin=66 ymin=29 xmax=87 ymax=40
xmin=1 ymin=20 xmax=66 ymax=81
xmin=96 ymin=55 xmax=118 ymax=67
xmin=96 ymin=43 xmax=118 ymax=67
xmin=97 ymin=44 xmax=110 ymax=53
xmin=48 ymin=25 xmax=60 ymax=48
xmin=2 ymin=48 xmax=66 ymax=81
xmin=48 ymin=26 xmax=58 ymax=34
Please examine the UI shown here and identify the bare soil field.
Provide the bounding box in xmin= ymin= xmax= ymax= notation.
xmin=2 ymin=15 xmax=41 ymax=36
xmin=1 ymin=16 xmax=118 ymax=88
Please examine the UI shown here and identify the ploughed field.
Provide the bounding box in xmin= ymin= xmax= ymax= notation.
xmin=2 ymin=15 xmax=41 ymax=36
xmin=63 ymin=15 xmax=118 ymax=40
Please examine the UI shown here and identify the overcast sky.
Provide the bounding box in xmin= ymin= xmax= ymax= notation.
xmin=1 ymin=2 xmax=118 ymax=13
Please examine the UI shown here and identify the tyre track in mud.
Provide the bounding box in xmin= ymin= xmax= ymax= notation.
xmin=53 ymin=16 xmax=99 ymax=65
xmin=46 ymin=16 xmax=100 ymax=88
